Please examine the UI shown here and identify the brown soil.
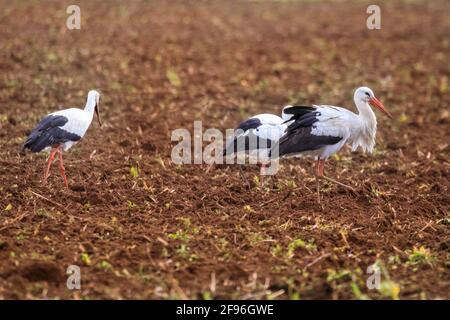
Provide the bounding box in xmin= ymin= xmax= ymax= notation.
xmin=0 ymin=0 xmax=449 ymax=299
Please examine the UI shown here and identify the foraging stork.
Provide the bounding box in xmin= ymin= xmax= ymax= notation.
xmin=208 ymin=107 xmax=293 ymax=187
xmin=271 ymin=86 xmax=391 ymax=201
xmin=23 ymin=90 xmax=102 ymax=188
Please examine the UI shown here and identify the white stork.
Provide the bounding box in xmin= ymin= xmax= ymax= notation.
xmin=23 ymin=90 xmax=102 ymax=188
xmin=208 ymin=107 xmax=294 ymax=187
xmin=271 ymin=86 xmax=391 ymax=201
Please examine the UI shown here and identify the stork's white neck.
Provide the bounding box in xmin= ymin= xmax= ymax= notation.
xmin=84 ymin=94 xmax=97 ymax=116
xmin=354 ymin=98 xmax=375 ymax=120
xmin=352 ymin=97 xmax=377 ymax=153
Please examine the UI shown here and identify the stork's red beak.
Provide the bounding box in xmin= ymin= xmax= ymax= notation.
xmin=369 ymin=97 xmax=392 ymax=119
xmin=95 ymin=104 xmax=102 ymax=126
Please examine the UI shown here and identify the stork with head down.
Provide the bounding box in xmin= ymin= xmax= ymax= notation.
xmin=207 ymin=106 xmax=294 ymax=187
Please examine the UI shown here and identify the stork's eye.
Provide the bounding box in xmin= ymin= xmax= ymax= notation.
xmin=365 ymin=92 xmax=370 ymax=97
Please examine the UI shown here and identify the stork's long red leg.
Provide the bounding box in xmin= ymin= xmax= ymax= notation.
xmin=319 ymin=159 xmax=325 ymax=176
xmin=43 ymin=148 xmax=58 ymax=183
xmin=259 ymin=163 xmax=268 ymax=187
xmin=317 ymin=158 xmax=354 ymax=191
xmin=56 ymin=147 xmax=69 ymax=188
xmin=315 ymin=159 xmax=322 ymax=204
xmin=205 ymin=163 xmax=215 ymax=174
xmin=237 ymin=165 xmax=250 ymax=189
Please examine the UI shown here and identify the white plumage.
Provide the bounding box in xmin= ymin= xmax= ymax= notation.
xmin=23 ymin=90 xmax=101 ymax=188
xmin=51 ymin=104 xmax=98 ymax=151
xmin=276 ymin=87 xmax=390 ymax=160
xmin=223 ymin=106 xmax=294 ymax=164
xmin=206 ymin=106 xmax=294 ymax=185
xmin=274 ymin=86 xmax=391 ymax=201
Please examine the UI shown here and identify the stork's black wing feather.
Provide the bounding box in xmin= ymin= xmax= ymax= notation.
xmin=282 ymin=105 xmax=317 ymax=123
xmin=283 ymin=105 xmax=316 ymax=116
xmin=235 ymin=117 xmax=262 ymax=132
xmin=286 ymin=111 xmax=321 ymax=132
xmin=270 ymin=107 xmax=342 ymax=158
xmin=223 ymin=130 xmax=273 ymax=156
xmin=272 ymin=127 xmax=342 ymax=158
xmin=23 ymin=115 xmax=81 ymax=152
xmin=222 ymin=117 xmax=270 ymax=156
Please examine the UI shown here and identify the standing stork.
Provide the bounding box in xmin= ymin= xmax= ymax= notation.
xmin=207 ymin=106 xmax=294 ymax=187
xmin=271 ymin=86 xmax=391 ymax=202
xmin=23 ymin=90 xmax=102 ymax=188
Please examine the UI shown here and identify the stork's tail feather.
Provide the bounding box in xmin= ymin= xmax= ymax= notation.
xmin=23 ymin=134 xmax=39 ymax=152
xmin=23 ymin=132 xmax=52 ymax=153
